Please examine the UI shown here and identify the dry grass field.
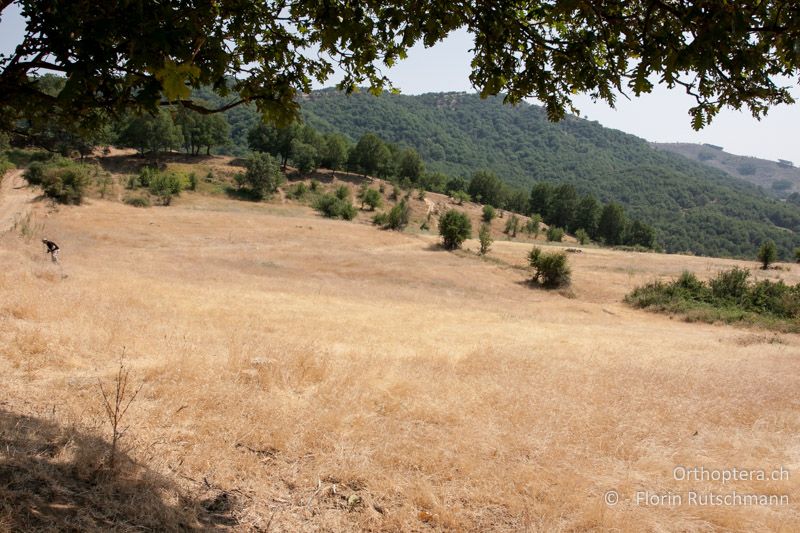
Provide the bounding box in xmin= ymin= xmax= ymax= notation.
xmin=1 ymin=166 xmax=799 ymax=531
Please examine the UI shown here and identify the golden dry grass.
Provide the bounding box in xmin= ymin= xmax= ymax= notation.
xmin=1 ymin=182 xmax=799 ymax=531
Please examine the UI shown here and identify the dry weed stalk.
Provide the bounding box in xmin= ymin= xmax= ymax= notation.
xmin=97 ymin=353 xmax=144 ymax=469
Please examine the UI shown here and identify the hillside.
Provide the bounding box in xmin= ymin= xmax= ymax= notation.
xmin=653 ymin=142 xmax=800 ymax=197
xmin=285 ymin=90 xmax=800 ymax=259
xmin=2 ymin=158 xmax=800 ymax=530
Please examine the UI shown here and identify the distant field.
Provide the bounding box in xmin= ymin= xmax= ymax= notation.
xmin=1 ymin=170 xmax=799 ymax=531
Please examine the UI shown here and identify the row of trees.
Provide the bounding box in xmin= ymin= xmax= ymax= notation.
xmin=117 ymin=106 xmax=229 ymax=156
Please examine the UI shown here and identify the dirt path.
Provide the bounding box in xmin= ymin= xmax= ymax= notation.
xmin=0 ymin=169 xmax=36 ymax=234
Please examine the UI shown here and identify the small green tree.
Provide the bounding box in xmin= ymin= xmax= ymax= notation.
xmin=482 ymin=205 xmax=496 ymax=222
xmin=795 ymin=247 xmax=800 ymax=263
xmin=439 ymin=209 xmax=472 ymax=250
xmin=504 ymin=214 xmax=520 ymax=237
xmin=244 ymin=152 xmax=283 ymax=199
xmin=335 ymin=184 xmax=351 ymax=200
xmin=451 ymin=190 xmax=470 ymax=205
xmin=478 ymin=223 xmax=493 ymax=255
xmin=529 ymin=247 xmax=571 ymax=288
xmin=386 ymin=199 xmax=410 ymax=230
xmin=314 ymin=194 xmax=358 ymax=220
xmin=361 ymin=188 xmax=382 ymax=210
xmin=525 ymin=214 xmax=542 ymax=237
xmin=149 ymin=171 xmax=183 ymax=205
xmin=575 ymin=228 xmax=589 ymax=245
xmin=547 ymin=226 xmax=565 ymax=242
xmin=290 ymin=139 xmax=319 ymax=173
xmin=757 ymin=240 xmax=778 ymax=269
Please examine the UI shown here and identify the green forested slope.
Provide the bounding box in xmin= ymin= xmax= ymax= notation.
xmin=293 ymin=90 xmax=798 ymax=259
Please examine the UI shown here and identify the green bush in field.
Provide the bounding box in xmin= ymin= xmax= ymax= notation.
xmin=757 ymin=240 xmax=777 ymax=269
xmin=335 ymin=184 xmax=350 ymax=200
xmin=438 ymin=209 xmax=471 ymax=250
xmin=288 ymin=181 xmax=309 ymax=199
xmin=479 ymin=223 xmax=493 ymax=255
xmin=546 ymin=226 xmax=565 ymax=242
xmin=575 ymin=228 xmax=589 ymax=245
xmin=124 ymin=196 xmax=151 ymax=208
xmin=188 ymin=172 xmax=198 ymax=191
xmin=314 ymin=193 xmax=357 ymax=220
xmin=482 ymin=205 xmax=496 ymax=222
xmin=361 ymin=188 xmax=382 ymax=210
xmin=25 ymin=159 xmax=89 ymax=204
xmin=525 ymin=214 xmax=542 ymax=237
xmin=385 ymin=199 xmax=410 ymax=230
xmin=244 ymin=152 xmax=283 ymax=199
xmin=372 ymin=212 xmax=389 ymax=226
xmin=528 ymin=247 xmax=571 ymax=288
xmin=148 ymin=171 xmax=183 ymax=205
xmin=504 ymin=214 xmax=520 ymax=237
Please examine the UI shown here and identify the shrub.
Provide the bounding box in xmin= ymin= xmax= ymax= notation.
xmin=24 ymin=161 xmax=46 ymax=186
xmin=757 ymin=240 xmax=778 ymax=269
xmin=709 ymin=267 xmax=750 ymax=303
xmin=482 ymin=205 xmax=496 ymax=222
xmin=361 ymin=188 xmax=382 ymax=210
xmin=525 ymin=214 xmax=542 ymax=237
xmin=314 ymin=193 xmax=357 ymax=220
xmin=504 ymin=214 xmax=520 ymax=237
xmin=42 ymin=167 xmax=89 ymax=204
xmin=188 ymin=172 xmax=198 ymax=191
xmin=244 ymin=152 xmax=283 ymax=199
xmin=528 ymin=247 xmax=571 ymax=288
xmin=417 ymin=189 xmax=426 ymax=200
xmin=451 ymin=190 xmax=470 ymax=205
xmin=385 ymin=199 xmax=410 ymax=230
xmin=372 ymin=212 xmax=389 ymax=226
xmin=124 ymin=196 xmax=151 ymax=208
xmin=438 ymin=209 xmax=471 ymax=250
xmin=205 ymin=170 xmax=215 ymax=182
xmin=575 ymin=228 xmax=589 ymax=245
xmin=310 ymin=179 xmax=320 ymax=192
xmin=478 ymin=223 xmax=493 ymax=255
xmin=0 ymin=156 xmax=14 ymax=175
xmin=149 ymin=171 xmax=183 ymax=205
xmin=137 ymin=166 xmax=158 ymax=188
xmin=547 ymin=226 xmax=565 ymax=242
xmin=795 ymin=247 xmax=800 ymax=263
xmin=335 ymin=184 xmax=351 ymax=200
xmin=288 ymin=181 xmax=309 ymax=199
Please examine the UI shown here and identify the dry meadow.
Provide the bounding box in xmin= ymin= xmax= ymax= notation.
xmin=1 ymin=170 xmax=799 ymax=531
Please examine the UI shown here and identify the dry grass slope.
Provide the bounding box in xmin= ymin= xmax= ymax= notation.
xmin=1 ymin=168 xmax=799 ymax=531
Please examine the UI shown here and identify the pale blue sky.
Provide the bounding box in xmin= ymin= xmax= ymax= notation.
xmin=2 ymin=6 xmax=798 ymax=164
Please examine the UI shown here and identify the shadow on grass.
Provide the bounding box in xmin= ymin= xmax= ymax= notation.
xmin=0 ymin=408 xmax=236 ymax=530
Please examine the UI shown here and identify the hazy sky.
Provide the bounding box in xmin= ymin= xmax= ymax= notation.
xmin=2 ymin=7 xmax=798 ymax=163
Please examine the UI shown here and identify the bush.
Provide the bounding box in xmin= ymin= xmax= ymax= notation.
xmin=188 ymin=172 xmax=198 ymax=191
xmin=335 ymin=184 xmax=351 ymax=200
xmin=709 ymin=267 xmax=750 ymax=303
xmin=626 ymin=267 xmax=800 ymax=328
xmin=244 ymin=152 xmax=283 ymax=199
xmin=479 ymin=223 xmax=493 ymax=255
xmin=314 ymin=193 xmax=357 ymax=220
xmin=757 ymin=240 xmax=778 ymax=269
xmin=26 ymin=159 xmax=89 ymax=204
xmin=528 ymin=247 xmax=571 ymax=288
xmin=451 ymin=190 xmax=470 ymax=205
xmin=575 ymin=228 xmax=589 ymax=245
xmin=361 ymin=188 xmax=382 ymax=210
xmin=124 ymin=196 xmax=151 ymax=208
xmin=438 ymin=209 xmax=472 ymax=250
xmin=288 ymin=181 xmax=309 ymax=199
xmin=385 ymin=199 xmax=410 ymax=230
xmin=504 ymin=214 xmax=520 ymax=237
xmin=137 ymin=166 xmax=158 ymax=188
xmin=482 ymin=205 xmax=496 ymax=222
xmin=547 ymin=226 xmax=565 ymax=242
xmin=417 ymin=189 xmax=426 ymax=200
xmin=525 ymin=214 xmax=542 ymax=237
xmin=149 ymin=171 xmax=183 ymax=205
xmin=372 ymin=212 xmax=389 ymax=226
xmin=795 ymin=247 xmax=800 ymax=263
xmin=0 ymin=156 xmax=14 ymax=175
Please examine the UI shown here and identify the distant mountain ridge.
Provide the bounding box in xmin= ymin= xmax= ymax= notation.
xmin=292 ymin=90 xmax=798 ymax=259
xmin=652 ymin=142 xmax=800 ymax=197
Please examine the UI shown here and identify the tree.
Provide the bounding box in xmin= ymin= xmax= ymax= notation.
xmin=478 ymin=223 xmax=493 ymax=255
xmin=247 ymin=123 xmax=299 ymax=170
xmin=361 ymin=188 xmax=383 ymax=211
xmin=439 ymin=210 xmax=472 ymax=250
xmin=349 ymin=133 xmax=390 ymax=178
xmin=795 ymin=248 xmax=800 ymax=263
xmin=320 ymin=133 xmax=350 ymax=173
xmin=290 ymin=139 xmax=319 ymax=173
xmin=243 ymin=152 xmax=283 ymax=199
xmin=547 ymin=183 xmax=578 ymax=231
xmin=575 ymin=228 xmax=589 ymax=245
xmin=117 ymin=109 xmax=182 ymax=156
xmin=598 ymin=202 xmax=627 ymax=246
xmin=482 ymin=205 xmax=496 ymax=223
xmin=386 ymin=199 xmax=410 ymax=230
xmin=149 ymin=172 xmax=183 ymax=205
xmin=397 ymin=148 xmax=424 ymax=183
xmin=175 ymin=105 xmax=229 ymax=155
xmin=525 ymin=215 xmax=542 ymax=238
xmin=758 ymin=240 xmax=778 ymax=269
xmin=528 ymin=247 xmax=571 ymax=288
xmin=546 ymin=226 xmax=564 ymax=242
xmin=468 ymin=170 xmax=505 ymax=207
xmin=4 ymin=2 xmax=796 ymax=133
xmin=452 ymin=190 xmax=471 ymax=205
xmin=529 ymin=182 xmax=553 ymax=220
xmin=625 ymin=220 xmax=657 ymax=249
xmin=574 ymin=194 xmax=601 ymax=239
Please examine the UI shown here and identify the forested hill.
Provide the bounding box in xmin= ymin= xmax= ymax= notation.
xmin=286 ymin=89 xmax=798 ymax=259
